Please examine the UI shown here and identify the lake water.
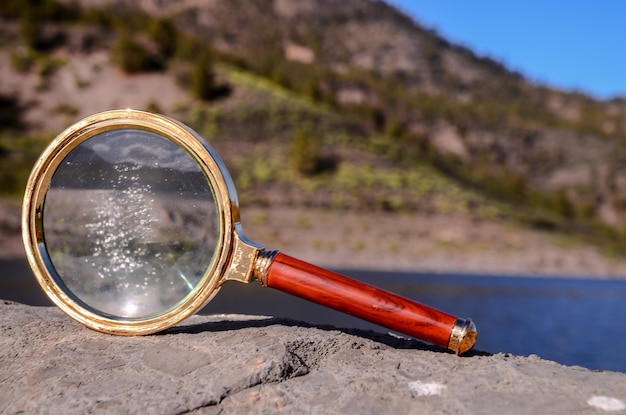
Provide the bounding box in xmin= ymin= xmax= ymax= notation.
xmin=3 ymin=259 xmax=625 ymax=373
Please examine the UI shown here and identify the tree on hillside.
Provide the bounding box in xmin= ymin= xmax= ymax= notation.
xmin=20 ymin=7 xmax=43 ymax=50
xmin=113 ymin=32 xmax=154 ymax=73
xmin=148 ymin=18 xmax=178 ymax=59
xmin=190 ymin=50 xmax=217 ymax=101
xmin=290 ymin=128 xmax=323 ymax=176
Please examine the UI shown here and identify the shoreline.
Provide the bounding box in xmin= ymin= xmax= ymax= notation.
xmin=241 ymin=206 xmax=626 ymax=280
xmin=5 ymin=201 xmax=626 ymax=279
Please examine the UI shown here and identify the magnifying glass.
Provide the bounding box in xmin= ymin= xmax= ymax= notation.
xmin=22 ymin=109 xmax=477 ymax=354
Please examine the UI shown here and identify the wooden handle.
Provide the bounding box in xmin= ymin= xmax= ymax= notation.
xmin=265 ymin=253 xmax=460 ymax=350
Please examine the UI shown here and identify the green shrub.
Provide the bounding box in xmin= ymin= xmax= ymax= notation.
xmin=290 ymin=128 xmax=323 ymax=176
xmin=552 ymin=188 xmax=576 ymax=219
xmin=50 ymin=103 xmax=78 ymax=117
xmin=10 ymin=50 xmax=34 ymax=73
xmin=20 ymin=8 xmax=43 ymax=50
xmin=0 ymin=135 xmax=48 ymax=196
xmin=147 ymin=18 xmax=177 ymax=58
xmin=175 ymin=35 xmax=214 ymax=62
xmin=112 ymin=32 xmax=154 ymax=73
xmin=37 ymin=55 xmax=65 ymax=78
xmin=190 ymin=51 xmax=217 ymax=100
xmin=145 ymin=101 xmax=162 ymax=114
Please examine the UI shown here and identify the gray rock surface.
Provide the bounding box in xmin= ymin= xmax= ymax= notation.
xmin=1 ymin=300 xmax=625 ymax=414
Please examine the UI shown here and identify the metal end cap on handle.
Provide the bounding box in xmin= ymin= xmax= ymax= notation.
xmin=448 ymin=318 xmax=477 ymax=355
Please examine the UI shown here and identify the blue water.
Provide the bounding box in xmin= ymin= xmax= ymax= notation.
xmin=367 ymin=272 xmax=626 ymax=372
xmin=3 ymin=259 xmax=625 ymax=372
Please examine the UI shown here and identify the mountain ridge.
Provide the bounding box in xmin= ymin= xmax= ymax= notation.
xmin=3 ymin=0 xmax=626 ymax=256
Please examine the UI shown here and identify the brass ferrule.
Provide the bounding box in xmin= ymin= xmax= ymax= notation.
xmin=253 ymin=249 xmax=279 ymax=286
xmin=448 ymin=318 xmax=477 ymax=355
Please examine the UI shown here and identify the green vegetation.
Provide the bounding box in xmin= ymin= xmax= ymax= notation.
xmin=112 ymin=32 xmax=155 ymax=73
xmin=10 ymin=45 xmax=66 ymax=76
xmin=0 ymin=135 xmax=49 ymax=197
xmin=190 ymin=51 xmax=217 ymax=101
xmin=290 ymin=128 xmax=324 ymax=176
xmin=50 ymin=103 xmax=79 ymax=117
xmin=147 ymin=18 xmax=178 ymax=59
xmin=20 ymin=7 xmax=43 ymax=50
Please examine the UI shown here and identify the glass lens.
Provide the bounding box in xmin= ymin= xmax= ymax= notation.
xmin=42 ymin=129 xmax=219 ymax=319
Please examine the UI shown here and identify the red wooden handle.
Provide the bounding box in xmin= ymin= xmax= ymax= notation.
xmin=265 ymin=253 xmax=459 ymax=349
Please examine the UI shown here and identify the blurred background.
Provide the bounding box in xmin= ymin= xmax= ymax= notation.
xmin=1 ymin=0 xmax=625 ymax=372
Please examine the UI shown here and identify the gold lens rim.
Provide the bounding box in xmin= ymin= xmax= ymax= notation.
xmin=22 ymin=109 xmax=237 ymax=335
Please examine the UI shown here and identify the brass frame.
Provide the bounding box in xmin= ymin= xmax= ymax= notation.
xmin=22 ymin=109 xmax=264 ymax=335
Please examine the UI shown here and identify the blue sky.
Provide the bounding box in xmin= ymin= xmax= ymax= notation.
xmin=388 ymin=1 xmax=626 ymax=100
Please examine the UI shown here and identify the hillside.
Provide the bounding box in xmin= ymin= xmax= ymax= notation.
xmin=2 ymin=0 xmax=626 ymax=273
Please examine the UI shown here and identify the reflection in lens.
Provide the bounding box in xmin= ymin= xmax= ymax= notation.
xmin=43 ymin=129 xmax=219 ymax=319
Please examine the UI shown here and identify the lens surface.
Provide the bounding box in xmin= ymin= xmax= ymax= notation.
xmin=42 ymin=129 xmax=219 ymax=319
